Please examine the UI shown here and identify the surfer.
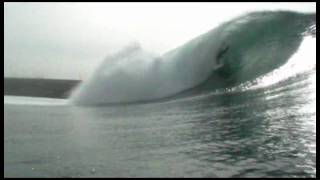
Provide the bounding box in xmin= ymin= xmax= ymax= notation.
xmin=214 ymin=44 xmax=229 ymax=70
xmin=217 ymin=45 xmax=229 ymax=63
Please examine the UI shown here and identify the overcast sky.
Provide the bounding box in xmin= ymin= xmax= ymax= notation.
xmin=4 ymin=2 xmax=316 ymax=80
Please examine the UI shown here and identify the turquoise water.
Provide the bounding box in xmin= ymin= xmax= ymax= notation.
xmin=70 ymin=11 xmax=315 ymax=105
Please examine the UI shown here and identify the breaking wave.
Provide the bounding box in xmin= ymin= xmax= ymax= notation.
xmin=70 ymin=11 xmax=316 ymax=105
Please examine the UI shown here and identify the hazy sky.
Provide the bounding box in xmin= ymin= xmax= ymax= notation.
xmin=4 ymin=2 xmax=316 ymax=79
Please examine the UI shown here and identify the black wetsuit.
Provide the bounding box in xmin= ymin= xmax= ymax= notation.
xmin=216 ymin=46 xmax=229 ymax=64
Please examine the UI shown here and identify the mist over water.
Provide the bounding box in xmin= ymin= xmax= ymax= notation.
xmin=69 ymin=11 xmax=315 ymax=105
xmin=4 ymin=2 xmax=316 ymax=79
xmin=4 ymin=4 xmax=316 ymax=178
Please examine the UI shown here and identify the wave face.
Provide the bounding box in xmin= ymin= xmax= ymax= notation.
xmin=70 ymin=11 xmax=316 ymax=105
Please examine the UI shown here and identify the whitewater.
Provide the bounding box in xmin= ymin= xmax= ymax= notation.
xmin=4 ymin=10 xmax=316 ymax=178
xmin=69 ymin=11 xmax=315 ymax=105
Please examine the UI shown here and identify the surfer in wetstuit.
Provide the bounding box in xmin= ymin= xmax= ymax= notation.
xmin=214 ymin=43 xmax=229 ymax=70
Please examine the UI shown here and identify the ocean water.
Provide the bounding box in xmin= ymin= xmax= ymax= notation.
xmin=3 ymin=68 xmax=316 ymax=178
xmin=4 ymin=11 xmax=316 ymax=177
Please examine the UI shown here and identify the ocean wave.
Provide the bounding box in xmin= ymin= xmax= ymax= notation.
xmin=70 ymin=11 xmax=316 ymax=106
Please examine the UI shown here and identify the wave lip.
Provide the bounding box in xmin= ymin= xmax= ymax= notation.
xmin=70 ymin=11 xmax=316 ymax=106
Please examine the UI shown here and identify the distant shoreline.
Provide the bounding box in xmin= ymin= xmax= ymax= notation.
xmin=4 ymin=78 xmax=81 ymax=99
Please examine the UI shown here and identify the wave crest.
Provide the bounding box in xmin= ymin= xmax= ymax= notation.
xmin=70 ymin=11 xmax=316 ymax=106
